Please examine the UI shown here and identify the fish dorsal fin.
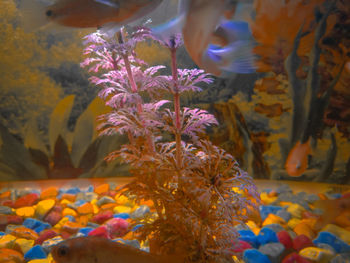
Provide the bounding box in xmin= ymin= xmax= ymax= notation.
xmin=94 ymin=0 xmax=119 ymax=8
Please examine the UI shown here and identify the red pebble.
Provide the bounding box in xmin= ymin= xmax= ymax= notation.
xmin=0 ymin=215 xmax=23 ymax=231
xmin=282 ymin=252 xmax=312 ymax=263
xmin=106 ymin=218 xmax=129 ymax=238
xmin=0 ymin=200 xmax=14 ymax=207
xmin=231 ymin=240 xmax=252 ymax=253
xmin=13 ymin=193 xmax=39 ymax=208
xmin=92 ymin=210 xmax=113 ymax=224
xmin=60 ymin=230 xmax=73 ymax=239
xmin=44 ymin=211 xmax=62 ymax=226
xmin=293 ymin=235 xmax=314 ymax=251
xmin=277 ymin=230 xmax=293 ymax=250
xmin=88 ymin=225 xmax=110 ymax=238
xmin=35 ymin=229 xmax=58 ymax=245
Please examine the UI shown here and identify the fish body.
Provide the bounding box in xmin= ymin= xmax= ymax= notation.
xmin=20 ymin=0 xmax=162 ymax=32
xmin=51 ymin=236 xmax=174 ymax=263
xmin=152 ymin=0 xmax=256 ymax=76
xmin=313 ymin=196 xmax=350 ymax=230
xmin=285 ymin=140 xmax=311 ymax=177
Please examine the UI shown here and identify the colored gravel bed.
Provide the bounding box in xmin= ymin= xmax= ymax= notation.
xmin=0 ymin=182 xmax=349 ymax=262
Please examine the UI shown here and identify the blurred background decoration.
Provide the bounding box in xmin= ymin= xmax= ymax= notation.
xmin=0 ymin=0 xmax=349 ymax=183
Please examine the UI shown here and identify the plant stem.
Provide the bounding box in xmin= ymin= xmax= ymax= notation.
xmin=170 ymin=46 xmax=182 ymax=169
xmin=117 ymin=29 xmax=155 ymax=153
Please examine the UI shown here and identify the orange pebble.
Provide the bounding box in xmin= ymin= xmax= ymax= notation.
xmin=77 ymin=215 xmax=90 ymax=226
xmin=61 ymin=194 xmax=76 ymax=202
xmin=318 ymin=193 xmax=328 ymax=200
xmin=267 ymin=191 xmax=278 ymax=197
xmin=95 ymin=184 xmax=109 ymax=195
xmin=294 ymin=222 xmax=316 ymax=239
xmin=140 ymin=199 xmax=154 ymax=208
xmin=280 ymin=201 xmax=294 ymax=207
xmin=40 ymin=187 xmax=58 ymax=199
xmin=123 ymin=231 xmax=134 ymax=240
xmin=62 ymin=221 xmax=84 ymax=234
xmin=10 ymin=226 xmax=39 ymax=240
xmin=0 ymin=191 xmax=11 ymax=200
xmin=77 ymin=203 xmax=94 ymax=215
xmin=100 ymin=203 xmax=117 ymax=211
xmin=0 ymin=248 xmax=24 ymax=262
xmin=262 ymin=213 xmax=286 ymax=227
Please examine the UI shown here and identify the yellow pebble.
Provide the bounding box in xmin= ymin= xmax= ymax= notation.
xmin=16 ymin=206 xmax=35 ymax=217
xmin=115 ymin=195 xmax=129 ymax=205
xmin=15 ymin=238 xmax=34 ymax=254
xmin=91 ymin=199 xmax=98 ymax=205
xmin=92 ymin=204 xmax=99 ymax=214
xmin=260 ymin=192 xmax=277 ymax=204
xmin=0 ymin=235 xmax=16 ymax=248
xmin=113 ymin=206 xmax=132 ymax=214
xmin=28 ymin=255 xmax=52 ymax=263
xmin=286 ymin=204 xmax=305 ymax=219
xmin=36 ymin=199 xmax=55 ymax=218
xmin=287 ymin=218 xmax=301 ymax=229
xmin=246 ymin=220 xmax=258 ymax=229
xmin=54 ymin=217 xmax=69 ymax=229
xmin=262 ymin=214 xmax=286 ymax=227
xmin=321 ymin=224 xmax=350 ymax=243
xmin=280 ymin=201 xmax=294 ymax=207
xmin=299 ymin=247 xmax=335 ymax=263
xmin=62 ymin=208 xmax=77 ymax=217
xmin=60 ymin=199 xmax=72 ymax=205
xmin=252 ymin=227 xmax=260 ymax=236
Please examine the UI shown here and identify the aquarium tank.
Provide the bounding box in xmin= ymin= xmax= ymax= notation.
xmin=0 ymin=0 xmax=349 ymax=262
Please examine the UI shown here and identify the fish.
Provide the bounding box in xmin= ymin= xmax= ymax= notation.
xmin=20 ymin=0 xmax=163 ymax=34
xmin=285 ymin=140 xmax=312 ymax=177
xmin=51 ymin=236 xmax=179 ymax=263
xmin=151 ymin=0 xmax=256 ymax=76
xmin=312 ymin=194 xmax=350 ymax=230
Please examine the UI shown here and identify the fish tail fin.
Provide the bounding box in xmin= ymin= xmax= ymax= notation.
xmin=224 ymin=40 xmax=256 ymax=74
xmin=205 ymin=40 xmax=256 ymax=75
xmin=19 ymin=0 xmax=50 ymax=32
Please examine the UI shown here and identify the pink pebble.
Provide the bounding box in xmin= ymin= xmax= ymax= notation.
xmin=231 ymin=240 xmax=252 ymax=253
xmin=282 ymin=252 xmax=312 ymax=263
xmin=92 ymin=210 xmax=114 ymax=224
xmin=293 ymin=235 xmax=314 ymax=251
xmin=88 ymin=225 xmax=110 ymax=238
xmin=13 ymin=193 xmax=39 ymax=208
xmin=106 ymin=218 xmax=129 ymax=238
xmin=35 ymin=229 xmax=58 ymax=245
xmin=277 ymin=230 xmax=293 ymax=250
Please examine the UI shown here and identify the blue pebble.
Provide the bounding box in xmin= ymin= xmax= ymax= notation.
xmin=132 ymin=224 xmax=143 ymax=231
xmin=238 ymin=230 xmax=259 ymax=248
xmin=86 ymin=185 xmax=94 ymax=192
xmin=0 ymin=232 xmax=5 ymax=236
xmin=314 ymin=231 xmax=350 ymax=253
xmin=74 ymin=199 xmax=87 ymax=207
xmin=257 ymin=228 xmax=278 ymax=246
xmin=243 ymin=249 xmax=272 ymax=263
xmin=331 ymin=193 xmax=342 ymax=199
xmin=79 ymin=227 xmax=94 ymax=236
xmin=65 ymin=187 xmax=81 ymax=194
xmin=238 ymin=229 xmax=255 ymax=237
xmin=114 ymin=213 xmax=130 ymax=219
xmin=64 ymin=215 xmax=76 ymax=222
xmin=259 ymin=205 xmax=283 ymax=221
xmin=24 ymin=245 xmax=47 ymax=260
xmin=23 ymin=218 xmax=50 ymax=233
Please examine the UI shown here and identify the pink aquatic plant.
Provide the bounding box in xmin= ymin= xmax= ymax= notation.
xmin=81 ymin=27 xmax=259 ymax=262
